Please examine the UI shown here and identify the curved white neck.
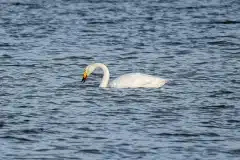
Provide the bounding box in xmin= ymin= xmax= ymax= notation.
xmin=93 ymin=63 xmax=110 ymax=88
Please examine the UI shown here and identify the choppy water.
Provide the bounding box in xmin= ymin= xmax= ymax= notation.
xmin=1 ymin=0 xmax=240 ymax=159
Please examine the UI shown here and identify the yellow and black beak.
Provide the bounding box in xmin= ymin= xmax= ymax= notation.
xmin=82 ymin=71 xmax=88 ymax=83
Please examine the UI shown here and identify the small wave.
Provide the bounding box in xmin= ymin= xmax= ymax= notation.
xmin=209 ymin=90 xmax=234 ymax=97
xmin=211 ymin=20 xmax=240 ymax=24
xmin=20 ymin=128 xmax=44 ymax=134
xmin=226 ymin=149 xmax=240 ymax=155
xmin=227 ymin=119 xmax=240 ymax=123
xmin=195 ymin=20 xmax=240 ymax=25
xmin=0 ymin=135 xmax=36 ymax=142
xmin=77 ymin=127 xmax=95 ymax=132
xmin=79 ymin=149 xmax=101 ymax=154
xmin=155 ymin=132 xmax=220 ymax=137
xmin=10 ymin=2 xmax=42 ymax=9
xmin=117 ymin=56 xmax=138 ymax=60
xmin=202 ymin=105 xmax=235 ymax=109
xmin=0 ymin=54 xmax=13 ymax=59
xmin=53 ymin=56 xmax=93 ymax=61
xmin=0 ymin=121 xmax=5 ymax=128
xmin=207 ymin=41 xmax=238 ymax=46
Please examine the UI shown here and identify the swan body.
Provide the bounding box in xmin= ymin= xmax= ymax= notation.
xmin=82 ymin=63 xmax=167 ymax=88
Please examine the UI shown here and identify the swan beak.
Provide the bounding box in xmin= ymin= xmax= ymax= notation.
xmin=82 ymin=71 xmax=88 ymax=83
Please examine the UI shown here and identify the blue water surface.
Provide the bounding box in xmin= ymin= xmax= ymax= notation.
xmin=0 ymin=0 xmax=240 ymax=159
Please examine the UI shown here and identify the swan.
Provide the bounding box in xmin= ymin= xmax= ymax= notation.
xmin=82 ymin=63 xmax=167 ymax=88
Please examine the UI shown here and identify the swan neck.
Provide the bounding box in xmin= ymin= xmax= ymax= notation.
xmin=94 ymin=63 xmax=110 ymax=88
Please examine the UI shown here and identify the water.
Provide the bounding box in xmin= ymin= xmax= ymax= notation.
xmin=0 ymin=0 xmax=240 ymax=159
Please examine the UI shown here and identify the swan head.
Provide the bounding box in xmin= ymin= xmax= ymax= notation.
xmin=82 ymin=65 xmax=95 ymax=82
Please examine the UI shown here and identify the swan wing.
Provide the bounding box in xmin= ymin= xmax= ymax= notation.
xmin=109 ymin=73 xmax=167 ymax=88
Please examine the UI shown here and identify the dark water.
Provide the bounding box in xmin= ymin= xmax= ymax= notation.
xmin=1 ymin=0 xmax=240 ymax=159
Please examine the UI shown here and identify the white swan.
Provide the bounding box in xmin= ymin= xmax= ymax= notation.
xmin=82 ymin=63 xmax=167 ymax=88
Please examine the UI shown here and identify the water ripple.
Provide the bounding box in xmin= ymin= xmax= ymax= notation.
xmin=1 ymin=0 xmax=239 ymax=159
